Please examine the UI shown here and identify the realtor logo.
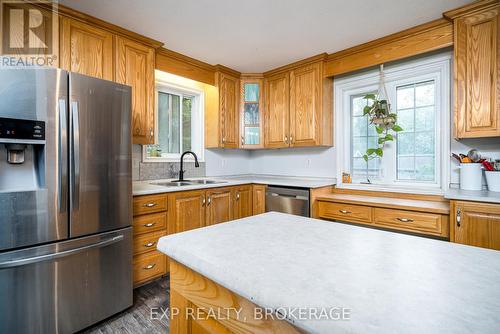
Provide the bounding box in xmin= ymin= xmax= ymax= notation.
xmin=1 ymin=0 xmax=57 ymax=66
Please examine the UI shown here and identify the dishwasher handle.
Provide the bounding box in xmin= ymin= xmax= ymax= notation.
xmin=267 ymin=192 xmax=309 ymax=201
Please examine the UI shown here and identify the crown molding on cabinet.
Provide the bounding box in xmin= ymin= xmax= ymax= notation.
xmin=443 ymin=0 xmax=499 ymax=19
xmin=263 ymin=53 xmax=328 ymax=77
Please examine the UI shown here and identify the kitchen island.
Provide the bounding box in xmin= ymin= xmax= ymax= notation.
xmin=157 ymin=212 xmax=500 ymax=334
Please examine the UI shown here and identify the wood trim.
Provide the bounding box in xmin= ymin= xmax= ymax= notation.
xmin=214 ymin=64 xmax=241 ymax=78
xmin=444 ymin=0 xmax=500 ymax=19
xmin=34 ymin=2 xmax=163 ymax=48
xmin=310 ymin=186 xmax=335 ymax=217
xmin=324 ymin=18 xmax=453 ymax=76
xmin=156 ymin=47 xmax=216 ymax=85
xmin=316 ymin=193 xmax=450 ymax=214
xmin=170 ymin=260 xmax=304 ymax=334
xmin=263 ymin=53 xmax=328 ymax=77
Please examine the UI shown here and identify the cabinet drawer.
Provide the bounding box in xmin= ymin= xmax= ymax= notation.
xmin=133 ymin=230 xmax=166 ymax=256
xmin=133 ymin=212 xmax=167 ymax=235
xmin=133 ymin=194 xmax=167 ymax=216
xmin=318 ymin=201 xmax=372 ymax=224
xmin=373 ymin=208 xmax=443 ymax=236
xmin=133 ymin=251 xmax=166 ymax=285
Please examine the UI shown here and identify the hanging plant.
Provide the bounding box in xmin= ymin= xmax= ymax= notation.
xmin=362 ymin=93 xmax=403 ymax=161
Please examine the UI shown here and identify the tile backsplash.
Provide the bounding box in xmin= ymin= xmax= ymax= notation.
xmin=132 ymin=145 xmax=206 ymax=181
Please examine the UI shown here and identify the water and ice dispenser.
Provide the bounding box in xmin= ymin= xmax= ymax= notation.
xmin=0 ymin=117 xmax=46 ymax=191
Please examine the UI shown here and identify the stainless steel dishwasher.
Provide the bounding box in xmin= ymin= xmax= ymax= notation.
xmin=265 ymin=186 xmax=310 ymax=217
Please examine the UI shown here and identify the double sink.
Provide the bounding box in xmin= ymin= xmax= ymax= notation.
xmin=151 ymin=179 xmax=226 ymax=187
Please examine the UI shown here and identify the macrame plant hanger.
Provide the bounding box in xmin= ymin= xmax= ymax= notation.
xmin=378 ymin=64 xmax=390 ymax=105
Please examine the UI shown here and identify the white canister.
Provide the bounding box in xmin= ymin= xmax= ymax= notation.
xmin=485 ymin=171 xmax=500 ymax=192
xmin=459 ymin=163 xmax=483 ymax=191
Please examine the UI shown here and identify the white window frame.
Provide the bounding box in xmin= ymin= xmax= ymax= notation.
xmin=143 ymin=80 xmax=205 ymax=162
xmin=334 ymin=53 xmax=451 ymax=195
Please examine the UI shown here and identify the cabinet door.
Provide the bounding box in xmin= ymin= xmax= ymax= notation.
xmin=234 ymin=185 xmax=253 ymax=219
xmin=206 ymin=188 xmax=233 ymax=226
xmin=454 ymin=6 xmax=500 ymax=138
xmin=170 ymin=190 xmax=206 ymax=233
xmin=264 ymin=72 xmax=289 ymax=148
xmin=115 ymin=37 xmax=155 ymax=145
xmin=289 ymin=63 xmax=321 ymax=146
xmin=60 ymin=17 xmax=113 ymax=80
xmin=451 ymin=201 xmax=500 ymax=250
xmin=220 ymin=73 xmax=239 ymax=148
xmin=252 ymin=184 xmax=266 ymax=215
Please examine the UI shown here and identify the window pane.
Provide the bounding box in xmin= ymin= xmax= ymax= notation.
xmin=350 ymin=93 xmax=380 ymax=182
xmin=158 ymin=92 xmax=180 ymax=154
xmin=415 ymin=81 xmax=434 ymax=107
xmin=396 ymin=81 xmax=436 ymax=182
xmin=244 ymin=103 xmax=259 ymax=125
xmin=397 ymin=85 xmax=414 ymax=109
xmin=244 ymin=83 xmax=259 ymax=102
xmin=182 ymin=96 xmax=193 ymax=152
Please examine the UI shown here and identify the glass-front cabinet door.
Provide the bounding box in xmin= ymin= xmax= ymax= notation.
xmin=240 ymin=77 xmax=264 ymax=148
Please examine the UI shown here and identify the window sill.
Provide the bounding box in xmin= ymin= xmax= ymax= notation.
xmin=336 ymin=182 xmax=445 ymax=196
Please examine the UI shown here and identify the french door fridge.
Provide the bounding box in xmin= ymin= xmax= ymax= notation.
xmin=0 ymin=69 xmax=133 ymax=334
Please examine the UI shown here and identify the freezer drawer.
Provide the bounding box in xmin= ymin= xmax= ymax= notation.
xmin=0 ymin=227 xmax=133 ymax=334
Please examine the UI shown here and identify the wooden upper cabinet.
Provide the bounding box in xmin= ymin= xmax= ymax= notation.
xmin=234 ymin=185 xmax=253 ymax=219
xmin=115 ymin=36 xmax=155 ymax=144
xmin=170 ymin=190 xmax=206 ymax=234
xmin=289 ymin=63 xmax=321 ymax=146
xmin=218 ymin=72 xmax=240 ymax=148
xmin=60 ymin=17 xmax=113 ymax=80
xmin=451 ymin=200 xmax=500 ymax=250
xmin=206 ymin=188 xmax=233 ymax=226
xmin=240 ymin=77 xmax=264 ymax=148
xmin=446 ymin=2 xmax=500 ymax=138
xmin=264 ymin=72 xmax=290 ymax=148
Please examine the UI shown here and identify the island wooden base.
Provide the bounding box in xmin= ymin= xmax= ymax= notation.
xmin=169 ymin=260 xmax=303 ymax=334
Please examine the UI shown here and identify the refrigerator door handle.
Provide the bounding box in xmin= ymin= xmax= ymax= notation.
xmin=0 ymin=235 xmax=124 ymax=269
xmin=71 ymin=100 xmax=80 ymax=210
xmin=58 ymin=98 xmax=68 ymax=213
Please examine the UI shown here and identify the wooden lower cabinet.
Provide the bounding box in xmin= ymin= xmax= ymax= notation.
xmin=233 ymin=185 xmax=253 ymax=219
xmin=170 ymin=190 xmax=206 ymax=233
xmin=169 ymin=260 xmax=302 ymax=334
xmin=133 ymin=194 xmax=169 ymax=286
xmin=206 ymin=187 xmax=234 ymax=226
xmin=451 ymin=200 xmax=500 ymax=250
xmin=252 ymin=185 xmax=266 ymax=215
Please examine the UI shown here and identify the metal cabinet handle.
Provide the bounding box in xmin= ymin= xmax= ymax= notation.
xmin=397 ymin=218 xmax=414 ymax=223
xmin=339 ymin=210 xmax=351 ymax=214
xmin=143 ymin=202 xmax=157 ymax=208
xmin=207 ymin=196 xmax=212 ymax=205
xmin=222 ymin=136 xmax=226 ymax=144
xmin=143 ymin=263 xmax=156 ymax=270
xmin=202 ymin=196 xmax=206 ymax=206
xmin=284 ymin=135 xmax=288 ymax=144
xmin=144 ymin=241 xmax=156 ymax=248
xmin=290 ymin=134 xmax=293 ymax=144
xmin=236 ymin=192 xmax=240 ymax=200
xmin=456 ymin=208 xmax=461 ymax=227
xmin=143 ymin=222 xmax=156 ymax=227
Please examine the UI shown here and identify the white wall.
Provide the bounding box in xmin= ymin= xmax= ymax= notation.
xmin=204 ymin=149 xmax=252 ymax=176
xmin=249 ymin=147 xmax=336 ymax=177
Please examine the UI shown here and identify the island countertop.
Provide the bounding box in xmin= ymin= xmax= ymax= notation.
xmin=157 ymin=212 xmax=500 ymax=334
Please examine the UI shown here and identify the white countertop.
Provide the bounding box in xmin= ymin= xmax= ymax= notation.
xmin=158 ymin=212 xmax=500 ymax=334
xmin=445 ymin=188 xmax=500 ymax=204
xmin=133 ymin=174 xmax=336 ymax=196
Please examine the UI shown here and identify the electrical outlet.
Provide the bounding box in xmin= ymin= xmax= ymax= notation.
xmin=307 ymin=159 xmax=312 ymax=167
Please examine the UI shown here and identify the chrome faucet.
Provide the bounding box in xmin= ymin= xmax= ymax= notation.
xmin=178 ymin=151 xmax=200 ymax=181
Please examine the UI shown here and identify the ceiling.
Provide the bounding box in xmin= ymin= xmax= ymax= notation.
xmin=60 ymin=0 xmax=470 ymax=73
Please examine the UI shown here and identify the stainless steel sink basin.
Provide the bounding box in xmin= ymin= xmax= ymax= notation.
xmin=151 ymin=181 xmax=192 ymax=187
xmin=187 ymin=179 xmax=225 ymax=185
xmin=150 ymin=179 xmax=226 ymax=187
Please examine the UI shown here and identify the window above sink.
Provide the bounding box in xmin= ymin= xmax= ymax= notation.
xmin=143 ymin=71 xmax=205 ymax=162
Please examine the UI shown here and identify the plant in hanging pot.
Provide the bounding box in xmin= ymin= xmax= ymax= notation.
xmin=362 ymin=93 xmax=403 ymax=161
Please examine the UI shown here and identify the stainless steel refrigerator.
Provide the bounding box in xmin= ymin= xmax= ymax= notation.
xmin=0 ymin=68 xmax=133 ymax=334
